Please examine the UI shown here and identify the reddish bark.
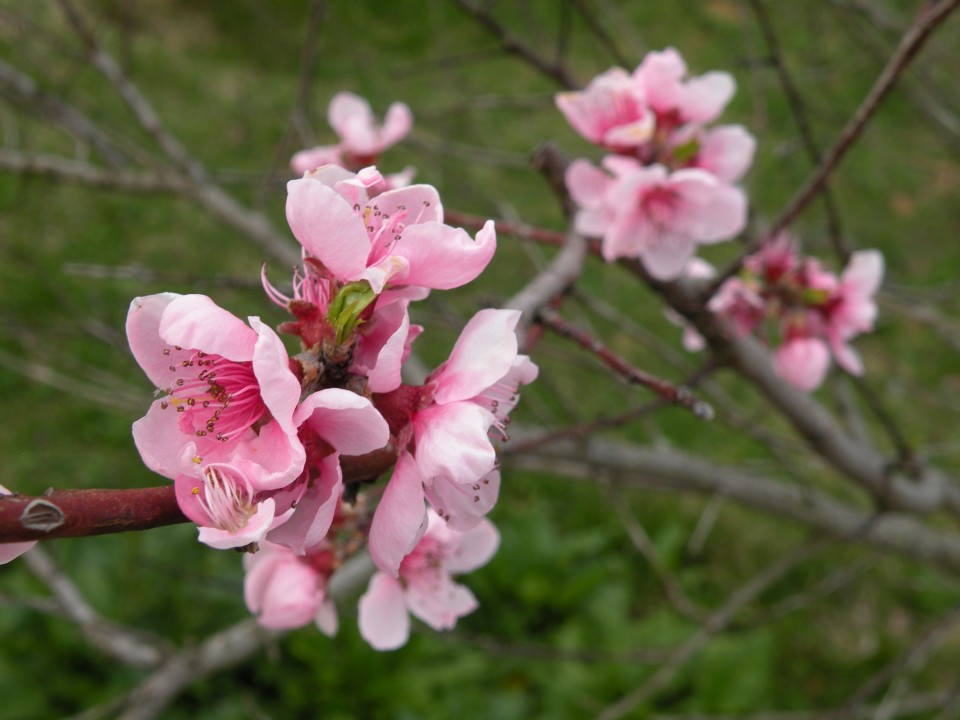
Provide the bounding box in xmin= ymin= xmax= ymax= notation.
xmin=0 ymin=448 xmax=399 ymax=544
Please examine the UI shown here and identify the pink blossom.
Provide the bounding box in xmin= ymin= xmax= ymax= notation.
xmin=825 ymin=250 xmax=883 ymax=375
xmin=708 ymin=277 xmax=766 ymax=338
xmin=556 ymin=68 xmax=655 ymax=151
xmin=633 ymin=47 xmax=735 ymax=127
xmin=368 ymin=309 xmax=537 ymax=576
xmin=685 ymin=125 xmax=756 ymax=183
xmin=291 ymin=92 xmax=412 ymax=175
xmin=0 ymin=485 xmax=36 ymax=564
xmin=568 ymin=158 xmax=746 ymax=279
xmin=243 ymin=540 xmax=338 ymax=634
xmin=286 ymin=167 xmax=496 ymax=294
xmin=267 ymin=389 xmax=390 ymax=554
xmin=359 ymin=510 xmax=499 ymax=651
xmin=127 ymin=293 xmax=304 ymax=492
xmin=772 ymin=336 xmax=831 ymax=392
xmin=174 ymin=462 xmax=278 ymax=550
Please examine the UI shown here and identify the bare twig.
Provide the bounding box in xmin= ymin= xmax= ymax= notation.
xmin=24 ymin=547 xmax=169 ymax=668
xmin=113 ymin=552 xmax=376 ymax=720
xmin=509 ymin=432 xmax=960 ymax=574
xmin=595 ymin=541 xmax=824 ymax=720
xmin=604 ymin=479 xmax=706 ymax=621
xmin=506 ymin=231 xmax=588 ymax=344
xmin=770 ymin=0 xmax=960 ymax=235
xmin=0 ymin=452 xmax=397 ymax=543
xmin=537 ymin=307 xmax=715 ymax=420
xmin=707 ymin=0 xmax=960 ymax=295
xmin=745 ymin=0 xmax=848 ymax=261
xmin=453 ymin=0 xmax=580 ymax=89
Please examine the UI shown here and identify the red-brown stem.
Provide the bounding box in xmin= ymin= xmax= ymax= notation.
xmin=0 ymin=449 xmax=400 ymax=544
xmin=537 ymin=307 xmax=714 ymax=420
xmin=444 ymin=209 xmax=568 ymax=247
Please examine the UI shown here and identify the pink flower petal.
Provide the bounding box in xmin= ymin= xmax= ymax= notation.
xmin=286 ymin=177 xmax=371 ymax=280
xmin=132 ymin=400 xmax=205 ymax=480
xmin=413 ymin=402 xmax=496 ymax=484
xmin=424 ymin=469 xmax=500 ymax=532
xmin=677 ymin=71 xmax=735 ymax=124
xmin=159 ymin=295 xmax=257 ymax=362
xmin=358 ymin=572 xmax=410 ymax=650
xmin=444 ymin=517 xmax=501 ymax=574
xmin=404 ymin=573 xmax=478 ymax=631
xmin=772 ymin=338 xmax=831 ymax=392
xmin=290 ymin=145 xmax=343 ymax=175
xmin=368 ymin=452 xmax=428 ymax=576
xmin=369 ymin=184 xmax=443 ymax=227
xmin=244 ymin=546 xmax=321 ymax=630
xmin=197 ymin=498 xmax=275 ymax=550
xmin=267 ymin=455 xmax=342 ymax=554
xmin=294 ymin=388 xmax=389 ymax=456
xmin=314 ymin=598 xmax=339 ymax=637
xmin=126 ymin=293 xmax=189 ymax=388
xmin=566 ymin=159 xmax=613 ymax=208
xmin=431 ymin=309 xmax=520 ymax=405
xmin=393 ymin=220 xmax=496 ymax=291
xmin=697 ymin=125 xmax=757 ymax=183
xmin=640 ymin=230 xmax=696 ymax=281
xmin=249 ymin=318 xmax=301 ymax=436
xmin=379 ymin=101 xmax=414 ymax=149
xmin=366 ymin=308 xmax=412 ymax=393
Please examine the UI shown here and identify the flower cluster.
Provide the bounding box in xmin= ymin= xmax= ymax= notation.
xmin=559 ymin=48 xmax=753 ymax=278
xmin=127 ymin=162 xmax=535 ymax=649
xmin=680 ymin=235 xmax=884 ymax=391
xmin=291 ymin=92 xmax=415 ymax=190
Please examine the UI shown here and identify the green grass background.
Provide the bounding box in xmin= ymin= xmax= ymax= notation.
xmin=2 ymin=1 xmax=960 ymax=717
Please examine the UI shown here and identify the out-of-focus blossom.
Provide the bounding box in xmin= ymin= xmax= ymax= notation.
xmin=244 ymin=540 xmax=338 ymax=634
xmin=566 ymin=158 xmax=746 ymax=279
xmin=291 ymin=92 xmax=412 ymax=176
xmin=359 ymin=510 xmax=499 ymax=650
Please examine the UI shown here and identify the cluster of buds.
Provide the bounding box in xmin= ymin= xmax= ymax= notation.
xmin=678 ymin=235 xmax=884 ymax=391
xmin=126 ymin=96 xmax=536 ymax=649
xmin=558 ymin=48 xmax=754 ymax=279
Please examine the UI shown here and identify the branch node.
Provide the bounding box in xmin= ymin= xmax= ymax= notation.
xmin=20 ymin=499 xmax=66 ymax=533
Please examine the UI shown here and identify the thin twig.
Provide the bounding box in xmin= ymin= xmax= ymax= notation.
xmin=453 ymin=0 xmax=580 ymax=89
xmin=770 ymin=0 xmax=960 ymax=235
xmin=707 ymin=0 xmax=960 ymax=296
xmin=24 ymin=547 xmax=169 ymax=668
xmin=745 ymin=0 xmax=848 ymax=261
xmin=537 ymin=307 xmax=715 ymax=420
xmin=595 ymin=541 xmax=824 ymax=720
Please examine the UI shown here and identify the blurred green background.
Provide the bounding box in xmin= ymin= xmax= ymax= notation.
xmin=2 ymin=1 xmax=960 ymax=718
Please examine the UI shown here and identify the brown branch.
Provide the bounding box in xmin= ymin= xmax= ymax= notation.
xmin=509 ymin=432 xmax=960 ymax=574
xmin=537 ymin=307 xmax=715 ymax=420
xmin=706 ymin=0 xmax=960 ymax=297
xmin=769 ymin=0 xmax=960 ymax=235
xmin=596 ymin=540 xmax=824 ymax=720
xmin=0 ymin=451 xmax=399 ymax=544
xmin=453 ymin=0 xmax=580 ymax=89
xmin=746 ymin=0 xmax=848 ymax=261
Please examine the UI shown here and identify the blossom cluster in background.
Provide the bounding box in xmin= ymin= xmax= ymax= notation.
xmin=125 ymin=94 xmax=536 ymax=649
xmin=705 ymin=236 xmax=884 ymax=391
xmin=559 ymin=48 xmax=754 ymax=278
